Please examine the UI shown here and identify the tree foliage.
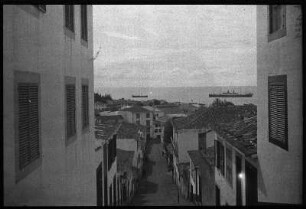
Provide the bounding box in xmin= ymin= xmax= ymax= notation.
xmin=94 ymin=93 xmax=113 ymax=103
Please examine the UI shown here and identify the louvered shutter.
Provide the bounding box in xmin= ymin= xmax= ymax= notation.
xmin=18 ymin=84 xmax=40 ymax=170
xmin=66 ymin=84 xmax=76 ymax=138
xmin=82 ymin=85 xmax=89 ymax=128
xmin=268 ymin=75 xmax=288 ymax=150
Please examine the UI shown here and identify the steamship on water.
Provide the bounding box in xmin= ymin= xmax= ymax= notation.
xmin=209 ymin=90 xmax=253 ymax=98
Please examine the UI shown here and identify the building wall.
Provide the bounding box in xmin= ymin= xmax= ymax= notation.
xmin=257 ymin=5 xmax=303 ymax=204
xmin=95 ymin=142 xmax=104 ymax=205
xmin=119 ymin=111 xmax=154 ymax=137
xmin=3 ymin=5 xmax=95 ymax=206
xmin=206 ymin=130 xmax=216 ymax=148
xmin=199 ymin=157 xmax=215 ymax=205
xmin=177 ymin=129 xmax=201 ymax=163
xmin=215 ymin=138 xmax=247 ymax=206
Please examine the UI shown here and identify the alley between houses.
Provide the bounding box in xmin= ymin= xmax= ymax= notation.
xmin=130 ymin=139 xmax=193 ymax=206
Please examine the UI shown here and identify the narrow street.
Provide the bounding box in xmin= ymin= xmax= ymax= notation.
xmin=130 ymin=139 xmax=194 ymax=206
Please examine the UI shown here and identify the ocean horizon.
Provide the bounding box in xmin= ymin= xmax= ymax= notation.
xmin=95 ymin=86 xmax=257 ymax=106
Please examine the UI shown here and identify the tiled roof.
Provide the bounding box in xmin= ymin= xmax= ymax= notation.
xmin=172 ymin=104 xmax=256 ymax=131
xmin=121 ymin=106 xmax=151 ymax=113
xmin=215 ymin=116 xmax=257 ymax=156
xmin=117 ymin=121 xmax=146 ymax=140
xmin=95 ymin=120 xmax=120 ymax=141
xmin=95 ymin=115 xmax=123 ymax=124
xmin=117 ymin=148 xmax=134 ymax=173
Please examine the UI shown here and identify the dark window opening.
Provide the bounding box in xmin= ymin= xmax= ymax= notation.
xmin=65 ymin=5 xmax=74 ymax=32
xmin=82 ymin=85 xmax=89 ymax=129
xmin=80 ymin=5 xmax=88 ymax=41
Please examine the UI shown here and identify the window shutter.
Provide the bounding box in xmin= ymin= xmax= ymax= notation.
xmin=18 ymin=84 xmax=40 ymax=170
xmin=82 ymin=85 xmax=89 ymax=128
xmin=268 ymin=75 xmax=288 ymax=150
xmin=66 ymin=85 xmax=76 ymax=138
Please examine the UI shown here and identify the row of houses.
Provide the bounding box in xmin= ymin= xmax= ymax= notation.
xmin=163 ymin=5 xmax=303 ymax=206
xmin=94 ymin=114 xmax=147 ymax=206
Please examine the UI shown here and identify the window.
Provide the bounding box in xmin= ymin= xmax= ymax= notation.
xmin=65 ymin=77 xmax=76 ymax=144
xmin=80 ymin=5 xmax=88 ymax=41
xmin=146 ymin=113 xmax=150 ymax=118
xmin=198 ymin=132 xmax=206 ymax=151
xmin=226 ymin=147 xmax=233 ymax=186
xmin=268 ymin=75 xmax=288 ymax=150
xmin=215 ymin=140 xmax=225 ymax=175
xmin=136 ymin=120 xmax=140 ymax=125
xmin=136 ymin=113 xmax=140 ymax=119
xmin=34 ymin=5 xmax=46 ymax=12
xmin=268 ymin=5 xmax=286 ymax=42
xmin=82 ymin=84 xmax=89 ymax=129
xmin=65 ymin=5 xmax=74 ymax=32
xmin=146 ymin=120 xmax=150 ymax=127
xmin=15 ymin=71 xmax=41 ymax=182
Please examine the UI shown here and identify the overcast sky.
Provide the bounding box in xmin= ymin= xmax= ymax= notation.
xmin=93 ymin=5 xmax=256 ymax=88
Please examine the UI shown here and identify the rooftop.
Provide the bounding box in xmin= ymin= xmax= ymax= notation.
xmin=172 ymin=104 xmax=256 ymax=131
xmin=95 ymin=119 xmax=120 ymax=141
xmin=117 ymin=121 xmax=146 ymax=140
xmin=214 ymin=116 xmax=257 ymax=156
xmin=121 ymin=105 xmax=151 ymax=113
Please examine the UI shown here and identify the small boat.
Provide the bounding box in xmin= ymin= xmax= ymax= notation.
xmin=132 ymin=95 xmax=148 ymax=98
xmin=209 ymin=90 xmax=253 ymax=98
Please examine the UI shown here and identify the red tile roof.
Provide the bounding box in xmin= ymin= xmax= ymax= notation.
xmin=95 ymin=119 xmax=120 ymax=141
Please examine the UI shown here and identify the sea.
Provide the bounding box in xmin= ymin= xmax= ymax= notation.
xmin=95 ymin=86 xmax=257 ymax=106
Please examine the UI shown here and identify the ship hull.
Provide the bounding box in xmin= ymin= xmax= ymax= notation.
xmin=209 ymin=94 xmax=253 ymax=97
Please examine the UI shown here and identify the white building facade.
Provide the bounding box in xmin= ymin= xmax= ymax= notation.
xmin=257 ymin=5 xmax=303 ymax=204
xmin=3 ymin=5 xmax=95 ymax=206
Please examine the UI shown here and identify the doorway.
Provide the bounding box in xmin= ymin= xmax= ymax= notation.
xmin=236 ymin=154 xmax=242 ymax=206
xmin=245 ymin=161 xmax=258 ymax=205
xmin=96 ymin=163 xmax=102 ymax=206
xmin=215 ymin=185 xmax=220 ymax=206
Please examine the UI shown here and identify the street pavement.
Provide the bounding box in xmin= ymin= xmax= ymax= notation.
xmin=130 ymin=139 xmax=194 ymax=206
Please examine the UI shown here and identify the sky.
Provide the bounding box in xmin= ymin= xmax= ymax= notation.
xmin=93 ymin=5 xmax=256 ymax=88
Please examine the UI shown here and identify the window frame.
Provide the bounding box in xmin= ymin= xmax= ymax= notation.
xmin=14 ymin=71 xmax=42 ymax=183
xmin=64 ymin=5 xmax=75 ymax=39
xmin=268 ymin=5 xmax=286 ymax=42
xmin=81 ymin=78 xmax=89 ymax=132
xmin=80 ymin=5 xmax=88 ymax=42
xmin=268 ymin=75 xmax=288 ymax=150
xmin=65 ymin=76 xmax=77 ymax=146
